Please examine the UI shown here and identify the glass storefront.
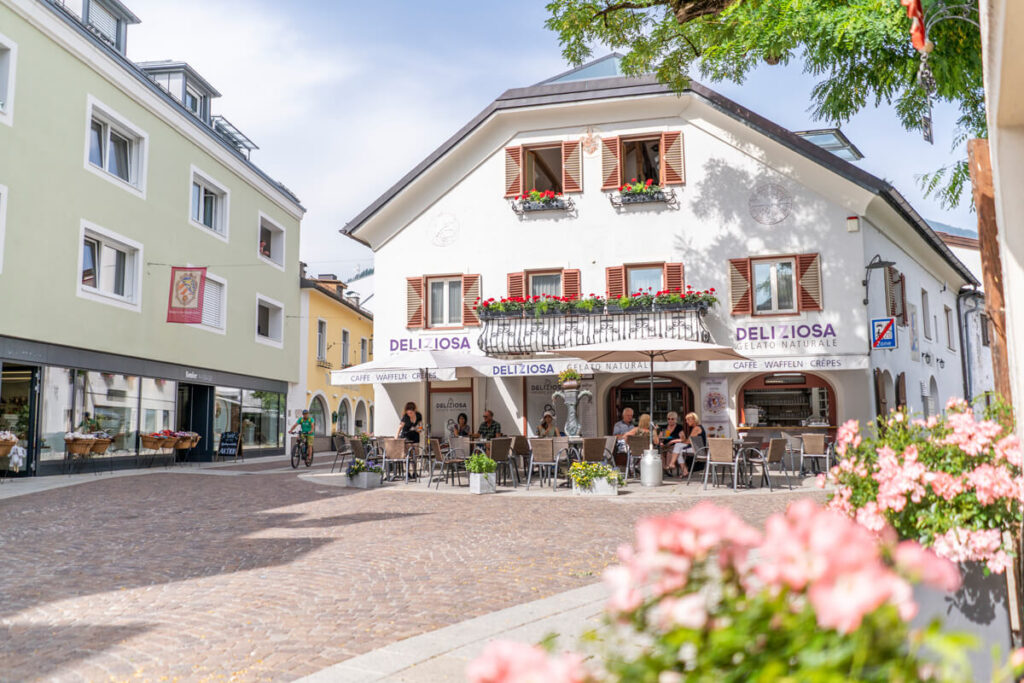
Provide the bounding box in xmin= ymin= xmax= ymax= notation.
xmin=241 ymin=389 xmax=283 ymax=449
xmin=213 ymin=386 xmax=241 ymax=452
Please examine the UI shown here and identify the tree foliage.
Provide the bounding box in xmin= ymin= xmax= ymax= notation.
xmin=545 ymin=0 xmax=984 ymax=209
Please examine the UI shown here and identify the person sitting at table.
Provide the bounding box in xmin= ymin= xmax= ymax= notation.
xmin=624 ymin=413 xmax=659 ymax=445
xmin=451 ymin=412 xmax=470 ymax=437
xmin=536 ymin=410 xmax=559 ymax=437
xmin=667 ymin=412 xmax=704 ymax=477
xmin=660 ymin=411 xmax=688 ymax=477
xmin=477 ymin=410 xmax=502 ymax=440
xmin=397 ymin=402 xmax=423 ymax=448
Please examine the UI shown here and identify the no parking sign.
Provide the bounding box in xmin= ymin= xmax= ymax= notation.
xmin=871 ymin=317 xmax=898 ymax=349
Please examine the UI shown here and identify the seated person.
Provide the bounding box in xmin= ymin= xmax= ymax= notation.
xmin=667 ymin=412 xmax=704 ymax=477
xmin=450 ymin=412 xmax=471 ymax=438
xmin=477 ymin=410 xmax=502 ymax=440
xmin=535 ymin=410 xmax=559 ymax=437
xmin=624 ymin=413 xmax=660 ymax=444
xmin=612 ymin=407 xmax=634 ymax=454
xmin=660 ymin=411 xmax=688 ymax=477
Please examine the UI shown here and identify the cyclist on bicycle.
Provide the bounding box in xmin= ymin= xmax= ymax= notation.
xmin=289 ymin=410 xmax=315 ymax=462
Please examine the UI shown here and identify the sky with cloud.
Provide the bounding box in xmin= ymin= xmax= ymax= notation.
xmin=126 ymin=0 xmax=977 ymax=281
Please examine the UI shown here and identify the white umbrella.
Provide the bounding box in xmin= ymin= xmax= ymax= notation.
xmin=552 ymin=338 xmax=748 ymax=449
xmin=330 ymin=350 xmax=493 ymax=440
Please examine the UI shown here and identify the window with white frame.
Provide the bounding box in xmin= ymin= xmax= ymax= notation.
xmin=317 ymin=320 xmax=327 ymax=360
xmin=921 ymin=289 xmax=932 ymax=339
xmin=200 ymin=275 xmax=226 ymax=330
xmin=529 ymin=272 xmax=562 ymax=298
xmin=258 ymin=213 xmax=285 ymax=267
xmin=360 ymin=338 xmax=368 ymax=364
xmin=78 ymin=223 xmax=141 ymax=307
xmin=626 ymin=265 xmax=663 ymax=295
xmin=752 ymin=258 xmax=797 ymax=314
xmin=0 ymin=30 xmax=18 ymax=126
xmin=945 ymin=306 xmax=956 ymax=350
xmin=427 ymin=277 xmax=462 ymax=327
xmin=256 ymin=296 xmax=283 ymax=345
xmin=341 ymin=329 xmax=350 ymax=367
xmin=86 ymin=98 xmax=147 ymax=193
xmin=189 ymin=167 xmax=229 ymax=237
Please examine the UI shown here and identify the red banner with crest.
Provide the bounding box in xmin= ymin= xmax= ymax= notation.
xmin=166 ymin=266 xmax=207 ymax=323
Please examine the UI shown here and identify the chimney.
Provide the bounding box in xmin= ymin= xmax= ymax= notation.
xmin=317 ymin=273 xmax=337 ymax=281
xmin=346 ymin=293 xmax=361 ymax=308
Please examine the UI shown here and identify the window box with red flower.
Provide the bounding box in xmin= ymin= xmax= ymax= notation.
xmin=654 ymin=286 xmax=718 ymax=313
xmin=607 ymin=290 xmax=655 ymax=315
xmin=610 ymin=178 xmax=677 ymax=208
xmin=474 ymin=297 xmax=525 ymax=320
xmin=510 ymin=189 xmax=574 ymax=214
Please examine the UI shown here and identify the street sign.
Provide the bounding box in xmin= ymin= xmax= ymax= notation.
xmin=871 ymin=317 xmax=898 ymax=349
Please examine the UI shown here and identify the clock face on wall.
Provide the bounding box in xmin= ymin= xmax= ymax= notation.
xmin=748 ymin=183 xmax=793 ymax=225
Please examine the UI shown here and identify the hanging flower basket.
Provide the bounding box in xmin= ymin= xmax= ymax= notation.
xmin=90 ymin=438 xmax=112 ymax=455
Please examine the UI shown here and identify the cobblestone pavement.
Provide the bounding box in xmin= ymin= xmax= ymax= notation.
xmin=0 ymin=466 xmax=826 ymax=682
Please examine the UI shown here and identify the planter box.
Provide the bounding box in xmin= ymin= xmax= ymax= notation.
xmin=347 ymin=471 xmax=382 ymax=489
xmin=620 ymin=191 xmax=667 ymax=204
xmin=912 ymin=561 xmax=1012 ymax=682
xmin=606 ymin=303 xmax=651 ymax=315
xmin=655 ymin=302 xmax=708 ymax=313
xmin=469 ymin=472 xmax=496 ymax=494
xmin=572 ymin=478 xmax=619 ymax=496
xmin=521 ymin=199 xmax=568 ymax=212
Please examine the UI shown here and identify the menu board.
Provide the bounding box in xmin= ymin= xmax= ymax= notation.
xmin=217 ymin=431 xmax=242 ymax=460
xmin=700 ymin=377 xmax=732 ymax=439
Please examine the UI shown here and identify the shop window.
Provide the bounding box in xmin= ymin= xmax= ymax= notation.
xmin=243 ymin=390 xmax=282 ymax=448
xmin=213 ymin=386 xmax=241 ymax=449
xmin=752 ymin=258 xmax=796 ymax=314
xmin=523 ymin=146 xmax=562 ymax=194
xmin=86 ymin=97 xmax=147 ymax=195
xmin=0 ymin=30 xmax=18 ymax=126
xmin=255 ymin=295 xmax=283 ymax=346
xmin=427 ymin=276 xmax=462 ymax=327
xmin=620 ymin=137 xmax=660 ymax=185
xmin=921 ymin=289 xmax=932 ymax=339
xmin=739 ymin=373 xmax=835 ymax=428
xmin=77 ymin=371 xmax=140 ymax=456
xmin=78 ymin=222 xmax=141 ymax=310
xmin=258 ymin=212 xmax=285 ymax=267
xmin=190 ymin=166 xmax=229 ymax=239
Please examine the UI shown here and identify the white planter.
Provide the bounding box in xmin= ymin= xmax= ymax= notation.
xmin=469 ymin=472 xmax=496 ymax=494
xmin=347 ymin=471 xmax=382 ymax=489
xmin=572 ymin=478 xmax=619 ymax=496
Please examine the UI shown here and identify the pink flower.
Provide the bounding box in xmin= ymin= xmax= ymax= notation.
xmin=807 ymin=564 xmax=906 ymax=633
xmin=835 ymin=419 xmax=862 ymax=456
xmin=652 ymin=593 xmax=707 ymax=631
xmin=855 ymin=501 xmax=886 ymax=533
xmin=923 ymin=470 xmax=965 ymax=501
xmin=873 ymin=445 xmax=925 ymax=512
xmin=604 ymin=565 xmax=644 ymax=614
xmin=966 ymin=464 xmax=1017 ymax=505
xmin=1009 ymin=647 xmax=1024 ymax=669
xmin=466 ymin=641 xmax=587 ymax=683
xmin=995 ymin=435 xmax=1023 ymax=468
xmin=894 ymin=541 xmax=962 ymax=592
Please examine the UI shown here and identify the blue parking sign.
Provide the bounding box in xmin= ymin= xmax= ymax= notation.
xmin=871 ymin=317 xmax=898 ymax=349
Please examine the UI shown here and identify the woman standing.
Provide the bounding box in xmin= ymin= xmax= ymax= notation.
xmin=397 ymin=402 xmax=423 ymax=447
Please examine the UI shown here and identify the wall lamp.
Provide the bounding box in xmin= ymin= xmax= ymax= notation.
xmin=862 ymin=254 xmax=896 ymax=305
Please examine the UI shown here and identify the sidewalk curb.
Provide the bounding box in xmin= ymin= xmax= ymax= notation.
xmin=295 ymin=582 xmax=608 ymax=682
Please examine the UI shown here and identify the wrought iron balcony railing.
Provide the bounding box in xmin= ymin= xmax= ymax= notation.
xmin=477 ymin=308 xmax=712 ymax=355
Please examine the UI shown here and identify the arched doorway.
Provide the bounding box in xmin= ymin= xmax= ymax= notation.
xmin=927 ymin=376 xmax=939 ymax=417
xmin=608 ymin=376 xmax=694 ymax=430
xmin=337 ymin=398 xmax=350 ymax=434
xmin=308 ymin=395 xmax=328 ymax=435
xmin=738 ymin=373 xmax=836 ymax=427
xmin=354 ymin=400 xmax=367 ymax=433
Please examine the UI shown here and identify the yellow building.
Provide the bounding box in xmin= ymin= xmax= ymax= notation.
xmin=287 ymin=273 xmax=374 ymax=445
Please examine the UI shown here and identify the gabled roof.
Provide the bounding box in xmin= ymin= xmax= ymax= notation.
xmin=340 ymin=60 xmax=976 ymax=287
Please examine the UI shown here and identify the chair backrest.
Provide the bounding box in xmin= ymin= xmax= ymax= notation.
xmin=741 ymin=438 xmax=762 ymax=450
xmin=429 ymin=438 xmax=444 ymax=460
xmin=582 ymin=437 xmax=607 ymax=462
xmin=529 ymin=438 xmax=555 ymax=463
xmin=690 ymin=431 xmax=707 ymax=454
xmin=448 ymin=437 xmax=469 ymax=459
xmin=552 ymin=436 xmax=570 ymax=458
xmin=802 ymin=434 xmax=826 ymax=455
xmin=335 ymin=434 xmax=348 ymax=452
xmin=490 ymin=437 xmax=513 ymax=462
xmin=604 ymin=435 xmax=617 ymax=456
xmin=352 ymin=439 xmax=366 ymax=460
xmin=708 ymin=437 xmax=734 ymax=463
xmin=626 ymin=435 xmax=649 ymax=456
xmin=512 ymin=435 xmax=531 ymax=456
xmin=382 ymin=438 xmax=406 ymax=461
xmin=781 ymin=431 xmax=802 ymax=451
xmin=767 ymin=438 xmax=787 ymax=463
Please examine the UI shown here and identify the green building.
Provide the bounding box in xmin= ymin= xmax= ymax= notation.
xmin=0 ymin=0 xmax=305 ymax=473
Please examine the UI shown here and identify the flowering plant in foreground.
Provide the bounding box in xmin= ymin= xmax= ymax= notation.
xmin=822 ymin=399 xmax=1022 ymax=573
xmin=468 ymin=500 xmax=1012 ymax=682
xmin=346 ymin=458 xmax=381 ymax=477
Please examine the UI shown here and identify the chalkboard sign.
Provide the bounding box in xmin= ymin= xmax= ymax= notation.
xmin=217 ymin=432 xmax=243 ymax=461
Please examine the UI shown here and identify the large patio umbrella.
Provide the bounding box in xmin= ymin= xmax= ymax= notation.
xmin=552 ymin=338 xmax=748 ymax=450
xmin=330 ymin=350 xmax=493 ymax=440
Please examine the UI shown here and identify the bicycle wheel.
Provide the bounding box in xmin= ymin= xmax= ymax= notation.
xmin=291 ymin=441 xmax=301 ymax=469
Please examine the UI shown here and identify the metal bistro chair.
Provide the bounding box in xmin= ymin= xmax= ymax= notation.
xmin=781 ymin=432 xmax=803 ymax=476
xmin=553 ymin=436 xmax=573 ymax=487
xmin=526 ymin=438 xmax=557 ymax=490
xmin=685 ymin=431 xmax=710 ymax=486
xmin=800 ymin=433 xmax=831 ymax=476
xmin=581 ymin=437 xmax=613 ymax=465
xmin=511 ymin=435 xmax=531 ymax=481
xmin=382 ymin=437 xmax=411 ymax=483
xmin=742 ymin=438 xmax=792 ymax=491
xmin=434 ymin=436 xmax=469 ymax=488
xmin=331 ymin=435 xmax=352 ymax=474
xmin=703 ymin=437 xmax=742 ymax=491
xmin=625 ymin=436 xmax=649 ymax=481
xmin=489 ymin=437 xmax=517 ymax=487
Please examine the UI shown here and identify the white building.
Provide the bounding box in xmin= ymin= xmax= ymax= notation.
xmin=336 ymin=57 xmax=976 ymax=441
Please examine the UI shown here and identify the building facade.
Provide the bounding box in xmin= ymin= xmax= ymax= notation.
xmin=0 ymin=0 xmax=304 ymax=473
xmin=341 ymin=59 xmax=976 ymax=441
xmin=285 ymin=272 xmax=374 ymax=449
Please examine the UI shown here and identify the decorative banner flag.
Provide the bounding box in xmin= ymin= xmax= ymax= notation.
xmin=166 ymin=266 xmax=206 ymax=323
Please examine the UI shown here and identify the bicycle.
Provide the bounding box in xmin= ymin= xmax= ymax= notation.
xmin=290 ymin=435 xmax=313 ymax=468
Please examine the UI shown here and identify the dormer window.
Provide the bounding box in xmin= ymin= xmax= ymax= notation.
xmin=83 ymin=0 xmax=139 ymax=55
xmin=184 ymin=88 xmax=201 ymax=116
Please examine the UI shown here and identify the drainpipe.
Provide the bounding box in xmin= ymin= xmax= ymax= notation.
xmin=957 ymin=287 xmax=981 ymax=402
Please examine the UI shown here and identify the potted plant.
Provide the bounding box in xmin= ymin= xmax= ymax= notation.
xmin=346 ymin=458 xmax=383 ymax=489
xmin=466 ymin=452 xmax=497 ymax=494
xmin=558 ymin=368 xmax=582 ymax=390
xmin=607 ymin=289 xmax=655 ymax=314
xmin=568 ymin=294 xmax=605 ymax=316
xmin=569 ymin=461 xmax=623 ymax=496
xmin=516 ymin=188 xmax=566 ymax=212
xmin=618 ymin=177 xmax=666 ymax=204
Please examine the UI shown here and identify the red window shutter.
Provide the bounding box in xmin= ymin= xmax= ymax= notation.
xmin=899 ymin=274 xmax=908 ymax=326
xmin=606 ymin=266 xmax=626 ymax=299
xmin=562 ymin=269 xmax=581 ymax=299
xmin=884 ymin=266 xmax=897 ymax=317
xmin=663 ymin=262 xmax=684 ymax=293
xmin=406 ymin=277 xmax=424 ymax=328
xmin=462 ymin=274 xmax=481 ymax=327
xmin=728 ymin=258 xmax=752 ymax=315
xmin=796 ymin=253 xmax=823 ymax=312
xmin=561 ymin=140 xmax=583 ymax=193
xmin=660 ymin=131 xmax=685 ymax=185
xmin=601 ymin=137 xmax=621 ymax=190
xmin=507 ymin=272 xmax=525 ymax=299
xmin=896 ymin=372 xmax=907 ymax=408
xmin=504 ymin=146 xmax=523 ymax=197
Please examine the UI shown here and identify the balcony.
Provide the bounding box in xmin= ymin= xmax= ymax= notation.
xmin=477 ymin=308 xmax=712 ymax=355
xmin=316 ymin=359 xmax=333 ymax=369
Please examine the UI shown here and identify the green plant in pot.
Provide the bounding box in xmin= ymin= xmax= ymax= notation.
xmin=466 ymin=452 xmax=497 ymax=494
xmin=558 ymin=368 xmax=582 ymax=389
xmin=569 ymin=461 xmax=623 ymax=494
